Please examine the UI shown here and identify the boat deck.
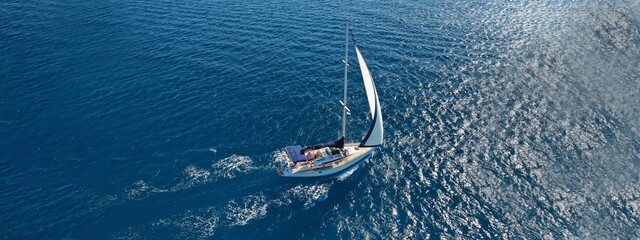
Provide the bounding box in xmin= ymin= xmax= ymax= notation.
xmin=288 ymin=144 xmax=372 ymax=173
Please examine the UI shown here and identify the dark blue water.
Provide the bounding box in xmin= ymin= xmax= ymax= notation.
xmin=2 ymin=0 xmax=640 ymax=239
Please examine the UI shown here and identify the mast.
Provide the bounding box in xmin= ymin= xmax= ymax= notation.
xmin=342 ymin=19 xmax=349 ymax=140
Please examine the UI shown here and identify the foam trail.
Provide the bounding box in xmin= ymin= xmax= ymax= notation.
xmin=113 ymin=154 xmax=256 ymax=202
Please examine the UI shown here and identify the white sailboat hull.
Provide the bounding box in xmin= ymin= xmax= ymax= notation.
xmin=278 ymin=144 xmax=374 ymax=177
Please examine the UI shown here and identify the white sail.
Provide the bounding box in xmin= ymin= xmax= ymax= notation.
xmin=355 ymin=47 xmax=383 ymax=147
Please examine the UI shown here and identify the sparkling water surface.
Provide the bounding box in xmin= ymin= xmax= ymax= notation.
xmin=2 ymin=0 xmax=640 ymax=239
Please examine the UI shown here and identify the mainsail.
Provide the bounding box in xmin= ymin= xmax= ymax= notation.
xmin=355 ymin=47 xmax=383 ymax=147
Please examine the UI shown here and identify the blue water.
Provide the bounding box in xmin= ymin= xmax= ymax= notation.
xmin=2 ymin=0 xmax=640 ymax=239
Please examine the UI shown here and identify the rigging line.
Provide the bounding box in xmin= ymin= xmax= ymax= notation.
xmin=294 ymin=113 xmax=320 ymax=144
xmin=293 ymin=125 xmax=304 ymax=144
xmin=346 ymin=19 xmax=358 ymax=47
xmin=306 ymin=117 xmax=319 ymax=143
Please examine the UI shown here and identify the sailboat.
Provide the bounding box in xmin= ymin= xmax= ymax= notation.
xmin=278 ymin=19 xmax=383 ymax=177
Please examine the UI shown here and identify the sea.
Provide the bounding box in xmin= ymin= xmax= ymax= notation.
xmin=2 ymin=0 xmax=640 ymax=239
